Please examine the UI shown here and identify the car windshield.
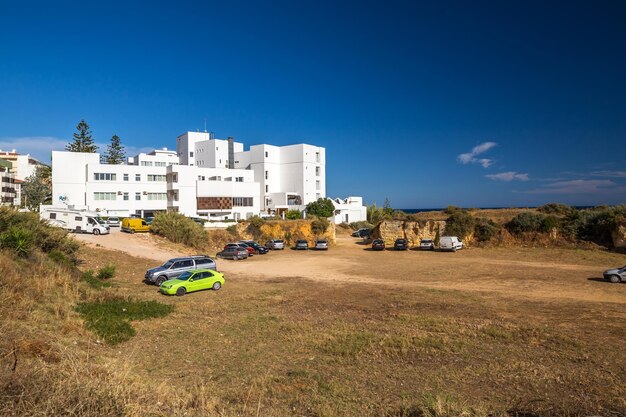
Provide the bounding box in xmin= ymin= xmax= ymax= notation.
xmin=421 ymin=240 xmax=432 ymax=243
xmin=94 ymin=217 xmax=106 ymax=225
xmin=177 ymin=272 xmax=192 ymax=281
xmin=162 ymin=261 xmax=173 ymax=268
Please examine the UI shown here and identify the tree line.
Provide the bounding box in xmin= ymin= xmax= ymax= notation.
xmin=66 ymin=119 xmax=126 ymax=164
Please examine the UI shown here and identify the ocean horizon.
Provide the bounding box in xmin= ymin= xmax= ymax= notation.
xmin=399 ymin=206 xmax=596 ymax=214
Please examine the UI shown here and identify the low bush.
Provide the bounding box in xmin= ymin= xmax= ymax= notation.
xmin=75 ymin=298 xmax=173 ymax=344
xmin=505 ymin=212 xmax=545 ymax=235
xmin=311 ymin=218 xmax=330 ymax=235
xmin=0 ymin=225 xmax=33 ymax=257
xmin=537 ymin=203 xmax=574 ymax=215
xmin=96 ymin=264 xmax=116 ymax=280
xmin=150 ymin=211 xmax=207 ymax=249
xmin=81 ymin=270 xmax=111 ymax=289
xmin=285 ymin=209 xmax=302 ymax=220
xmin=349 ymin=221 xmax=373 ymax=231
xmin=473 ymin=217 xmax=500 ymax=242
xmin=444 ymin=209 xmax=474 ymax=240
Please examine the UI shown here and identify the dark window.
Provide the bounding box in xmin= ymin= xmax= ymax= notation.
xmin=195 ymin=258 xmax=213 ymax=265
xmin=180 ymin=260 xmax=193 ymax=268
xmin=75 ymin=216 xmax=82 ymax=221
xmin=50 ymin=213 xmax=57 ymax=219
xmin=171 ymin=261 xmax=183 ymax=269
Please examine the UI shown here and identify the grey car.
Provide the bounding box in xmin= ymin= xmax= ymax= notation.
xmin=217 ymin=246 xmax=249 ymax=260
xmin=603 ymin=265 xmax=626 ymax=283
xmin=314 ymin=239 xmax=328 ymax=250
xmin=295 ymin=240 xmax=309 ymax=250
xmin=266 ymin=239 xmax=285 ymax=250
xmin=145 ymin=255 xmax=217 ymax=286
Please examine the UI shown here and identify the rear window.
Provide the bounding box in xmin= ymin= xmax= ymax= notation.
xmin=275 ymin=240 xmax=284 ymax=243
xmin=421 ymin=239 xmax=433 ymax=243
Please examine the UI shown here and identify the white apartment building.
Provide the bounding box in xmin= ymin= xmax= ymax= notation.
xmin=331 ymin=196 xmax=367 ymax=224
xmin=234 ymin=143 xmax=326 ymax=216
xmin=0 ymin=158 xmax=18 ymax=206
xmin=0 ymin=149 xmax=46 ymax=181
xmin=51 ymin=129 xmax=363 ymax=222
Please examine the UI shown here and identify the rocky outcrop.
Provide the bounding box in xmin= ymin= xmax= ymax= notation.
xmin=371 ymin=220 xmax=447 ymax=246
xmin=612 ymin=223 xmax=626 ymax=250
xmin=235 ymin=220 xmax=336 ymax=246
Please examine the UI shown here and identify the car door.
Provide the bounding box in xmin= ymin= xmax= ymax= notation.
xmin=187 ymin=271 xmax=203 ymax=292
xmin=167 ymin=260 xmax=187 ymax=278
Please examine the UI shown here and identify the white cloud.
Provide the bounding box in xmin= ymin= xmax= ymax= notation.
xmin=590 ymin=170 xmax=626 ymax=178
xmin=485 ymin=171 xmax=529 ymax=181
xmin=457 ymin=141 xmax=497 ymax=168
xmin=0 ymin=136 xmax=68 ymax=163
xmin=522 ymin=179 xmax=625 ymax=195
xmin=0 ymin=136 xmax=157 ymax=163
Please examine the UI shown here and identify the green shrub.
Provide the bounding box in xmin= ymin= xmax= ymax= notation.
xmin=444 ymin=205 xmax=462 ymax=214
xmin=150 ymin=211 xmax=207 ymax=249
xmin=96 ymin=264 xmax=116 ymax=280
xmin=349 ymin=221 xmax=373 ymax=231
xmin=537 ymin=203 xmax=574 ymax=216
xmin=444 ymin=209 xmax=474 ymax=239
xmin=285 ymin=209 xmax=302 ymax=220
xmin=311 ymin=218 xmax=330 ymax=235
xmin=81 ymin=270 xmax=111 ymax=289
xmin=505 ymin=212 xmax=545 ymax=235
xmin=473 ymin=217 xmax=500 ymax=242
xmin=576 ymin=206 xmax=626 ymax=248
xmin=75 ymin=298 xmax=173 ymax=344
xmin=306 ymin=198 xmax=335 ymax=218
xmin=540 ymin=215 xmax=559 ymax=233
xmin=226 ymin=224 xmax=238 ymax=234
xmin=0 ymin=226 xmax=33 ymax=257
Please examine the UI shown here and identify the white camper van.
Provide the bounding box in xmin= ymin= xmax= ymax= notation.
xmin=439 ymin=236 xmax=463 ymax=252
xmin=40 ymin=207 xmax=110 ymax=235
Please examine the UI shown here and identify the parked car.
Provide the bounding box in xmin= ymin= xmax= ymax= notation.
xmin=603 ymin=265 xmax=626 ymax=283
xmin=217 ymin=246 xmax=249 ymax=260
xmin=394 ymin=238 xmax=409 ymax=250
xmin=352 ymin=228 xmax=371 ymax=238
xmin=266 ymin=239 xmax=285 ymax=250
xmin=314 ymin=239 xmax=329 ymax=250
xmin=121 ymin=217 xmax=150 ymax=233
xmin=145 ymin=255 xmax=217 ymax=286
xmin=419 ymin=239 xmax=435 ymax=250
xmin=144 ymin=216 xmax=155 ymax=225
xmin=439 ymin=236 xmax=463 ymax=252
xmin=224 ymin=243 xmax=254 ymax=256
xmin=106 ymin=216 xmax=121 ymax=227
xmin=371 ymin=239 xmax=385 ymax=251
xmin=160 ymin=269 xmax=225 ymax=296
xmin=295 ymin=240 xmax=309 ymax=250
xmin=239 ymin=241 xmax=269 ymax=254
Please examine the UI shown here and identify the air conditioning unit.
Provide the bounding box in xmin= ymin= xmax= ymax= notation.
xmin=117 ymin=191 xmax=123 ymax=195
xmin=143 ymin=191 xmax=148 ymax=195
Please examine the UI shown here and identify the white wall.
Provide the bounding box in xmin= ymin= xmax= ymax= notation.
xmin=331 ymin=196 xmax=367 ymax=224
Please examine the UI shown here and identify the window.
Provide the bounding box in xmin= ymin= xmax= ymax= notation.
xmin=265 ymin=151 xmax=268 ymax=158
xmin=147 ymin=193 xmax=167 ymax=201
xmin=316 ymin=180 xmax=320 ymax=190
xmin=49 ymin=213 xmax=57 ymax=219
xmin=94 ymin=192 xmax=116 ymax=200
xmin=265 ymin=170 xmax=268 ymax=180
xmin=93 ymin=173 xmax=116 ymax=181
xmin=155 ymin=162 xmax=166 ymax=167
xmin=316 ymin=152 xmax=320 ymax=163
xmin=135 ymin=174 xmax=141 ymax=181
xmin=195 ymin=258 xmax=213 ymax=266
xmin=135 ymin=192 xmax=141 ymax=201
xmin=316 ymin=166 xmax=320 ymax=176
xmin=190 ymin=152 xmax=194 ymax=157
xmin=147 ymin=174 xmax=166 ymax=182
xmin=316 ymin=193 xmax=321 ymax=200
xmin=265 ymin=185 xmax=269 ymax=193
xmin=235 ymin=177 xmax=243 ymax=182
xmin=75 ymin=216 xmax=82 ymax=221
xmin=123 ymin=192 xmax=129 ymax=201
xmin=123 ymin=173 xmax=129 ymax=181
xmin=232 ymin=197 xmax=253 ymax=207
xmin=141 ymin=161 xmax=153 ymax=166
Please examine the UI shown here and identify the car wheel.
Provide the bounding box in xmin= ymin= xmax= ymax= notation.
xmin=212 ymin=281 xmax=222 ymax=291
xmin=234 ymin=255 xmax=239 ymax=260
xmin=156 ymin=276 xmax=167 ymax=286
xmin=609 ymin=275 xmax=621 ymax=284
xmin=176 ymin=287 xmax=186 ymax=296
xmin=130 ymin=229 xmax=135 ymax=234
xmin=93 ymin=229 xmax=100 ymax=235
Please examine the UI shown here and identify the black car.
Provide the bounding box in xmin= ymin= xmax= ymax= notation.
xmin=394 ymin=238 xmax=409 ymax=250
xmin=351 ymin=228 xmax=371 ymax=238
xmin=240 ymin=240 xmax=269 ymax=255
xmin=371 ymin=239 xmax=385 ymax=251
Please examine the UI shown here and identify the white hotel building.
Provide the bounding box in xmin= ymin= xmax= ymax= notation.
xmin=51 ymin=131 xmax=365 ymax=223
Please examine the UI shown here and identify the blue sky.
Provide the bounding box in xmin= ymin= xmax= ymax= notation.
xmin=1 ymin=0 xmax=625 ymax=208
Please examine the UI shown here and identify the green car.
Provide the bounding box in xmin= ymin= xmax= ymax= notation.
xmin=159 ymin=269 xmax=224 ymax=296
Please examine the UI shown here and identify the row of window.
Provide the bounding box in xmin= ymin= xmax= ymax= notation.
xmin=140 ymin=161 xmax=168 ymax=167
xmin=93 ymin=192 xmax=165 ymax=201
xmin=94 ymin=173 xmax=166 ymax=182
xmin=232 ymin=197 xmax=253 ymax=207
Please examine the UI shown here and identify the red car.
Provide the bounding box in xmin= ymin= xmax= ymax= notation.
xmin=224 ymin=243 xmax=254 ymax=256
xmin=371 ymin=239 xmax=385 ymax=251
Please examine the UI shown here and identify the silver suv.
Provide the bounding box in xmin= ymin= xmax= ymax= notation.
xmin=266 ymin=239 xmax=285 ymax=250
xmin=603 ymin=265 xmax=626 ymax=283
xmin=145 ymin=255 xmax=217 ymax=286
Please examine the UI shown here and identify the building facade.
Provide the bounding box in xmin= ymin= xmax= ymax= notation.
xmin=51 ymin=130 xmax=362 ymax=222
xmin=0 ymin=159 xmax=17 ymax=206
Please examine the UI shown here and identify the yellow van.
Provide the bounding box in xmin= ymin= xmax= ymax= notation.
xmin=121 ymin=218 xmax=151 ymax=233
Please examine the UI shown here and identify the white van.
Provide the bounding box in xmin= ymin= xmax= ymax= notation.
xmin=40 ymin=207 xmax=110 ymax=235
xmin=439 ymin=236 xmax=463 ymax=252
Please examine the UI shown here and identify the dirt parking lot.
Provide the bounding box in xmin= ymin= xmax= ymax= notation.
xmin=75 ymin=229 xmax=626 ymax=415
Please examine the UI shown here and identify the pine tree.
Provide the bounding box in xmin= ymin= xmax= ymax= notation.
xmin=103 ymin=134 xmax=126 ymax=164
xmin=66 ymin=119 xmax=98 ymax=153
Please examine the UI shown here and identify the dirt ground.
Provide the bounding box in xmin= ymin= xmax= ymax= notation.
xmin=74 ymin=228 xmax=626 ymax=415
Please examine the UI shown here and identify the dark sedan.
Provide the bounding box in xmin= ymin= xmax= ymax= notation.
xmin=394 ymin=238 xmax=409 ymax=250
xmin=371 ymin=239 xmax=385 ymax=251
xmin=240 ymin=241 xmax=269 ymax=254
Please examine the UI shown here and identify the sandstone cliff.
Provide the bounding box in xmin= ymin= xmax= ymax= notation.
xmin=371 ymin=220 xmax=447 ymax=246
xmin=235 ymin=220 xmax=336 ymax=246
